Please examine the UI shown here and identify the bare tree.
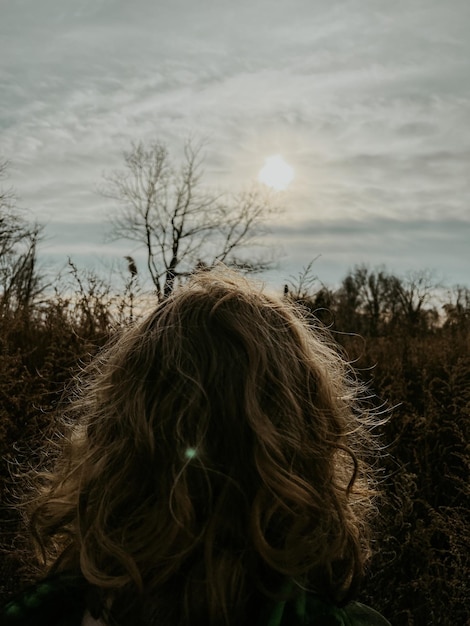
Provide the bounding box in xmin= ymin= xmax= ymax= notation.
xmin=343 ymin=265 xmax=398 ymax=335
xmin=443 ymin=285 xmax=470 ymax=329
xmin=0 ymin=159 xmax=44 ymax=312
xmin=0 ymin=159 xmax=25 ymax=259
xmin=100 ymin=139 xmax=280 ymax=298
xmin=332 ymin=266 xmax=440 ymax=334
xmin=390 ymin=269 xmax=440 ymax=329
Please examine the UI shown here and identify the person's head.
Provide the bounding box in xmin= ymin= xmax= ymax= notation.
xmin=28 ymin=269 xmax=376 ymax=625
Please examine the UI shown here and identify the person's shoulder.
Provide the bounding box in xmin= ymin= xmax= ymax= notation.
xmin=300 ymin=593 xmax=391 ymax=626
xmin=0 ymin=572 xmax=88 ymax=626
xmin=265 ymin=591 xmax=391 ymax=626
xmin=342 ymin=601 xmax=391 ymax=626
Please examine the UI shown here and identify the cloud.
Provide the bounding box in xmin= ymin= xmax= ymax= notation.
xmin=1 ymin=0 xmax=469 ymax=285
xmin=264 ymin=216 xmax=470 ymax=286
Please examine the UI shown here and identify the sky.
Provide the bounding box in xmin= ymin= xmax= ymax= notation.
xmin=1 ymin=0 xmax=469 ymax=291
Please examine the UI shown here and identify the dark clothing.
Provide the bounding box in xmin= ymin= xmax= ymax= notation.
xmin=1 ymin=573 xmax=88 ymax=626
xmin=1 ymin=573 xmax=391 ymax=625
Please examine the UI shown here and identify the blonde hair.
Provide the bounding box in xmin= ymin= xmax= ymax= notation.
xmin=27 ymin=269 xmax=376 ymax=625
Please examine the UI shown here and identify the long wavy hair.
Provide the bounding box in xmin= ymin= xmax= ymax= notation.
xmin=26 ymin=269 xmax=377 ymax=625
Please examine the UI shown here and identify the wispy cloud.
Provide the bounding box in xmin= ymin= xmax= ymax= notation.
xmin=1 ymin=0 xmax=469 ymax=285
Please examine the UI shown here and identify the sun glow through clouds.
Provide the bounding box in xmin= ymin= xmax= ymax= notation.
xmin=258 ymin=155 xmax=294 ymax=191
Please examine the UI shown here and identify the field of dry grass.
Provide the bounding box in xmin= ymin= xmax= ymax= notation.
xmin=0 ymin=276 xmax=468 ymax=625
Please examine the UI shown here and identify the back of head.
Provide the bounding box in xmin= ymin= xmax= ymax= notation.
xmin=28 ymin=269 xmax=375 ymax=626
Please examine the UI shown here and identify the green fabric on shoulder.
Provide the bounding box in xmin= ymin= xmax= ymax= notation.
xmin=1 ymin=574 xmax=391 ymax=626
xmin=1 ymin=572 xmax=87 ymax=626
xmin=342 ymin=601 xmax=392 ymax=626
xmin=266 ymin=591 xmax=391 ymax=626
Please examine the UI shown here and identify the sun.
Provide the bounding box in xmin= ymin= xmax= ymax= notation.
xmin=258 ymin=155 xmax=294 ymax=191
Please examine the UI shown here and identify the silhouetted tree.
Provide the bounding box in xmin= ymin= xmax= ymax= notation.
xmin=335 ymin=269 xmax=365 ymax=333
xmin=101 ymin=139 xmax=279 ymax=299
xmin=390 ymin=269 xmax=440 ymax=332
xmin=331 ymin=266 xmax=439 ymax=335
xmin=0 ymin=159 xmax=43 ymax=313
xmin=443 ymin=285 xmax=470 ymax=330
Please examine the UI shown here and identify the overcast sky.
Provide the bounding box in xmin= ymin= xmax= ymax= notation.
xmin=1 ymin=0 xmax=469 ymax=289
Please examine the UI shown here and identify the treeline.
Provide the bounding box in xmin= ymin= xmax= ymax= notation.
xmin=286 ymin=261 xmax=469 ymax=336
xmin=1 ymin=155 xmax=469 ymax=624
